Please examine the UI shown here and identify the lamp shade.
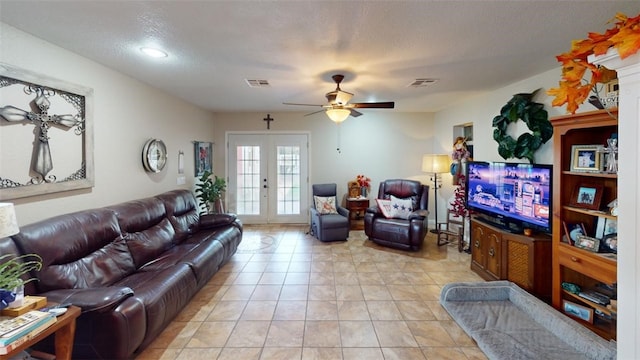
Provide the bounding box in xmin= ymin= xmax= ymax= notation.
xmin=325 ymin=108 xmax=350 ymax=123
xmin=0 ymin=203 xmax=19 ymax=238
xmin=422 ymin=154 xmax=450 ymax=174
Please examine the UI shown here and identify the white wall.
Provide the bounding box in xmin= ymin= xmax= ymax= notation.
xmin=0 ymin=23 xmax=216 ymax=225
xmin=433 ymin=67 xmax=577 ymax=216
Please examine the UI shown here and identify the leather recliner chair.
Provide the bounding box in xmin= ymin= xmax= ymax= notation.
xmin=364 ymin=179 xmax=430 ymax=251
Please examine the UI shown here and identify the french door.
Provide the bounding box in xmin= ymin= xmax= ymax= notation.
xmin=227 ymin=133 xmax=309 ymax=224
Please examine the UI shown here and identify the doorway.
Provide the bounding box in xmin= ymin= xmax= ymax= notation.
xmin=227 ymin=133 xmax=309 ymax=224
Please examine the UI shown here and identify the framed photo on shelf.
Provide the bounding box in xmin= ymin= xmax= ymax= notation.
xmin=601 ymin=233 xmax=617 ymax=253
xmin=594 ymin=216 xmax=606 ymax=239
xmin=563 ymin=299 xmax=594 ymax=323
xmin=194 ymin=141 xmax=213 ymax=177
xmin=604 ymin=218 xmax=617 ymax=236
xmin=569 ymin=182 xmax=603 ymax=210
xmin=562 ymin=221 xmax=586 ymax=245
xmin=570 ymin=145 xmax=603 ymax=173
xmin=575 ymin=235 xmax=600 ymax=253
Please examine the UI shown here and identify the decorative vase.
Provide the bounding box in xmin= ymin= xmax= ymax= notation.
xmin=0 ymin=289 xmax=16 ymax=310
xmin=360 ymin=187 xmax=368 ymax=198
xmin=8 ymin=284 xmax=24 ymax=308
xmin=212 ymin=199 xmax=225 ymax=214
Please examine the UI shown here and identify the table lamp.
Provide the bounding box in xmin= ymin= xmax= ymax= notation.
xmin=0 ymin=203 xmax=19 ymax=238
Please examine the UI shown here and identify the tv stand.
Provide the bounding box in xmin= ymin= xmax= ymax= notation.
xmin=474 ymin=214 xmax=523 ymax=234
xmin=470 ymin=217 xmax=552 ymax=302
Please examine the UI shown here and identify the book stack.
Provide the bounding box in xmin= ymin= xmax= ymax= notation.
xmin=0 ymin=310 xmax=56 ymax=355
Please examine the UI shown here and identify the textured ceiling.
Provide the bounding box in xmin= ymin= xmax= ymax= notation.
xmin=1 ymin=1 xmax=639 ymax=113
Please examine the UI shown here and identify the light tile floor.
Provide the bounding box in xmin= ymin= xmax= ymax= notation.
xmin=136 ymin=225 xmax=487 ymax=360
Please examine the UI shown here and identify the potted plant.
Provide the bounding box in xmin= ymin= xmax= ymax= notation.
xmin=356 ymin=174 xmax=371 ymax=197
xmin=195 ymin=170 xmax=227 ymax=215
xmin=0 ymin=253 xmax=42 ymax=309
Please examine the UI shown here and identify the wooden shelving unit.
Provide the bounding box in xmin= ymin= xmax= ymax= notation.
xmin=551 ymin=108 xmax=618 ymax=340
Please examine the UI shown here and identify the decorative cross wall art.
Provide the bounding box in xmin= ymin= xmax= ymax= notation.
xmin=263 ymin=114 xmax=274 ymax=130
xmin=0 ymin=63 xmax=94 ymax=200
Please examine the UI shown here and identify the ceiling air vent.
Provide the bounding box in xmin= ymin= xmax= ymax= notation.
xmin=245 ymin=79 xmax=270 ymax=88
xmin=408 ymin=78 xmax=439 ymax=87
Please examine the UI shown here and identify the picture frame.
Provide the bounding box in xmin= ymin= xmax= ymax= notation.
xmin=569 ymin=182 xmax=603 ymax=210
xmin=570 ymin=145 xmax=603 ymax=173
xmin=194 ymin=141 xmax=213 ymax=177
xmin=594 ymin=216 xmax=606 ymax=239
xmin=575 ymin=235 xmax=600 ymax=253
xmin=0 ymin=63 xmax=94 ymax=200
xmin=563 ymin=299 xmax=594 ymax=323
xmin=603 ymin=218 xmax=617 ymax=237
xmin=562 ymin=221 xmax=586 ymax=245
xmin=601 ymin=233 xmax=617 ymax=253
xmin=348 ymin=181 xmax=360 ymax=199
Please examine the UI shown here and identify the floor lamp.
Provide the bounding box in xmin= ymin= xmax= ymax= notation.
xmin=422 ymin=154 xmax=450 ymax=234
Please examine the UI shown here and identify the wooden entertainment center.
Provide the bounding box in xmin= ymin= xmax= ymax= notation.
xmin=470 ymin=218 xmax=552 ymax=302
xmin=550 ymin=109 xmax=618 ymax=340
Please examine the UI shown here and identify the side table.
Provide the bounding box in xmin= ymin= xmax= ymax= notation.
xmin=0 ymin=305 xmax=81 ymax=360
xmin=346 ymin=198 xmax=370 ymax=230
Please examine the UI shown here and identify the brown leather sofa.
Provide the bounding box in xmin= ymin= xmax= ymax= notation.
xmin=364 ymin=179 xmax=429 ymax=251
xmin=2 ymin=189 xmax=242 ymax=359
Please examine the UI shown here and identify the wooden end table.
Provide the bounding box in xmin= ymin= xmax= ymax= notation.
xmin=0 ymin=305 xmax=81 ymax=360
xmin=346 ymin=198 xmax=370 ymax=230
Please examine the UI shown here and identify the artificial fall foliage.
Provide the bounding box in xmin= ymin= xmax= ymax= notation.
xmin=548 ymin=12 xmax=640 ymax=114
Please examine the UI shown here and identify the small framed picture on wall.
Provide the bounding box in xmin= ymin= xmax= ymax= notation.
xmin=194 ymin=141 xmax=213 ymax=177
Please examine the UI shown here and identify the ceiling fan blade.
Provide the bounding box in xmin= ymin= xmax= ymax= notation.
xmin=350 ymin=109 xmax=363 ymax=117
xmin=304 ymin=109 xmax=325 ymax=117
xmin=283 ymin=102 xmax=324 ymax=107
xmin=350 ymin=102 xmax=395 ymax=109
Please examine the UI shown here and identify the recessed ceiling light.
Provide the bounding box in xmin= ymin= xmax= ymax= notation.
xmin=140 ymin=47 xmax=168 ymax=58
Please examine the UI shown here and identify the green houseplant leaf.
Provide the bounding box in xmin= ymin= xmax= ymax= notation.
xmin=0 ymin=253 xmax=42 ymax=290
xmin=195 ymin=170 xmax=227 ymax=215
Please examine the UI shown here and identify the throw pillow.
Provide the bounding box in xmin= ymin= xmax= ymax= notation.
xmin=314 ymin=196 xmax=338 ymax=214
xmin=390 ymin=195 xmax=413 ymax=219
xmin=376 ymin=198 xmax=394 ymax=219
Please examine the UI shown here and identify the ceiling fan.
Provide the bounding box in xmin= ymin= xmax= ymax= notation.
xmin=283 ymin=74 xmax=395 ymax=123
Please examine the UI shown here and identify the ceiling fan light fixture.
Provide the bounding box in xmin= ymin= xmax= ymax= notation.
xmin=335 ymin=90 xmax=353 ymax=105
xmin=325 ymin=108 xmax=350 ymax=123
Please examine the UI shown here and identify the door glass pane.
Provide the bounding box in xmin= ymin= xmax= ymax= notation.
xmin=236 ymin=146 xmax=260 ymax=215
xmin=276 ymin=145 xmax=300 ymax=215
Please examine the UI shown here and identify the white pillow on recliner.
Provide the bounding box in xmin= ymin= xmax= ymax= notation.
xmin=314 ymin=196 xmax=338 ymax=214
xmin=376 ymin=198 xmax=394 ymax=218
xmin=389 ymin=195 xmax=413 ymax=219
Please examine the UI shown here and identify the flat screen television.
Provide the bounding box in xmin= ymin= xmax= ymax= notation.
xmin=465 ymin=161 xmax=552 ymax=234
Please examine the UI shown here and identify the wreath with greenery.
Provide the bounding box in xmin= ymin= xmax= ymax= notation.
xmin=492 ymin=90 xmax=553 ymax=164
